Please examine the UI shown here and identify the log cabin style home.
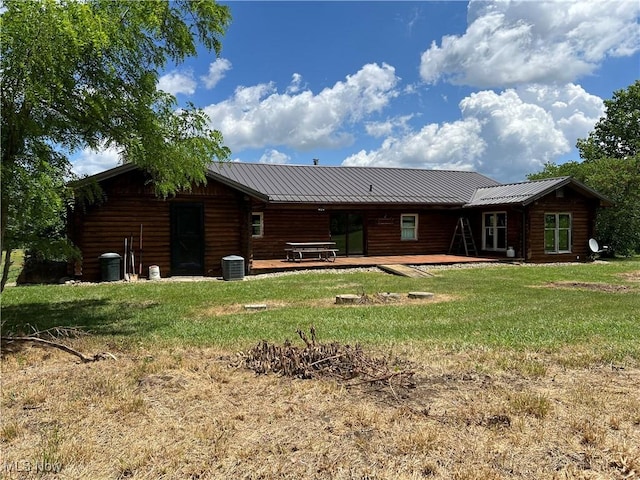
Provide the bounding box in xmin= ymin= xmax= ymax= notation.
xmin=68 ymin=162 xmax=611 ymax=281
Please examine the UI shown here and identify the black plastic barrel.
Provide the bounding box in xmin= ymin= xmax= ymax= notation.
xmin=99 ymin=253 xmax=121 ymax=282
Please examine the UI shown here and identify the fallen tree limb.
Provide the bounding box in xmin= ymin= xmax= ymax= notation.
xmin=1 ymin=336 xmax=115 ymax=363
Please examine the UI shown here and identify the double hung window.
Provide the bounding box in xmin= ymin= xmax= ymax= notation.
xmin=401 ymin=214 xmax=418 ymax=240
xmin=251 ymin=212 xmax=263 ymax=238
xmin=545 ymin=213 xmax=571 ymax=253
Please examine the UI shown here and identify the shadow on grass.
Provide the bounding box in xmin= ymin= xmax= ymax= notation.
xmin=0 ymin=298 xmax=162 ymax=337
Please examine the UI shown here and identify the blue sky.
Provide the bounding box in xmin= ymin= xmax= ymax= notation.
xmin=73 ymin=0 xmax=640 ymax=183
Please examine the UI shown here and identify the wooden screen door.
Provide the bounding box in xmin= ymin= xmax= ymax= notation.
xmin=170 ymin=203 xmax=205 ymax=275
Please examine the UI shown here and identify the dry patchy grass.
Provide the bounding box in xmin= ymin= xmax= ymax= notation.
xmin=195 ymin=293 xmax=456 ymax=319
xmin=543 ymin=281 xmax=639 ymax=294
xmin=618 ymin=270 xmax=640 ymax=282
xmin=2 ymin=342 xmax=639 ymax=479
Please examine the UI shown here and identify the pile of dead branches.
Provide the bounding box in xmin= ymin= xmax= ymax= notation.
xmin=235 ymin=327 xmax=416 ymax=392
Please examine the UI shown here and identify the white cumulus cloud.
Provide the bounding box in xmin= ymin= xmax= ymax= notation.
xmin=157 ymin=70 xmax=197 ymax=96
xmin=420 ymin=0 xmax=640 ymax=88
xmin=343 ymin=83 xmax=604 ymax=182
xmin=514 ymin=83 xmax=605 ymax=149
xmin=460 ymin=89 xmax=570 ymax=179
xmin=204 ymin=63 xmax=399 ymax=151
xmin=365 ymin=114 xmax=415 ymax=138
xmin=258 ymin=149 xmax=291 ymax=164
xmin=201 ymin=58 xmax=232 ymax=89
xmin=344 ymin=119 xmax=485 ymax=172
xmin=72 ymin=146 xmax=121 ymax=176
xmin=286 ymin=73 xmax=304 ymax=94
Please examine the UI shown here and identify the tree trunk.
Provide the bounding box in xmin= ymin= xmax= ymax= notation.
xmin=1 ymin=248 xmax=12 ymax=292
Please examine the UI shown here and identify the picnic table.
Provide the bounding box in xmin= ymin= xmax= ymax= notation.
xmin=285 ymin=242 xmax=338 ymax=262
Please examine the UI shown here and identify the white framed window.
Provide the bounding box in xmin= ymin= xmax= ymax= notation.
xmin=251 ymin=212 xmax=263 ymax=238
xmin=545 ymin=213 xmax=572 ymax=253
xmin=482 ymin=212 xmax=507 ymax=251
xmin=401 ymin=214 xmax=418 ymax=240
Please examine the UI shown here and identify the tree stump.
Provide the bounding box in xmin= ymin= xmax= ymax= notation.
xmin=244 ymin=304 xmax=268 ymax=311
xmin=408 ymin=292 xmax=434 ymax=299
xmin=335 ymin=294 xmax=361 ymax=304
xmin=378 ymin=292 xmax=401 ymax=301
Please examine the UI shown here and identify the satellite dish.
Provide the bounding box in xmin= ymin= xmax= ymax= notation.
xmin=588 ymin=238 xmax=600 ymax=253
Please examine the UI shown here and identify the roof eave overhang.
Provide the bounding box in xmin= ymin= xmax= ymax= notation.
xmin=518 ymin=177 xmax=573 ymax=206
xmin=266 ymin=200 xmax=466 ymax=208
xmin=567 ymin=179 xmax=614 ymax=207
xmin=204 ymin=169 xmax=270 ymax=202
xmin=520 ymin=177 xmax=614 ymax=207
xmin=463 ymin=177 xmax=614 ymax=209
xmin=70 ymin=163 xmax=272 ymax=202
xmin=463 ymin=201 xmax=527 ymax=208
xmin=69 ymin=163 xmax=138 ymax=189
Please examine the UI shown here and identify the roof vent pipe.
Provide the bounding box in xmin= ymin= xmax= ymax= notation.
xmin=369 ymin=184 xmax=373 ymax=192
xmin=313 ymin=158 xmax=319 ymax=165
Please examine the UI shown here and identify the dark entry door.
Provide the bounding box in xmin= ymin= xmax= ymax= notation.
xmin=171 ymin=203 xmax=204 ymax=275
xmin=330 ymin=212 xmax=364 ymax=256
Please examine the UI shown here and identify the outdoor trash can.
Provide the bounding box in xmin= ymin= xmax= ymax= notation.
xmin=99 ymin=253 xmax=121 ymax=282
xmin=222 ymin=255 xmax=244 ymax=281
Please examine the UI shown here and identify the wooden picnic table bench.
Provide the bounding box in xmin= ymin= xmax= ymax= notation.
xmin=285 ymin=242 xmax=338 ymax=262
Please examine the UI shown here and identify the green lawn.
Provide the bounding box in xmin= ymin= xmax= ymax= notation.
xmin=1 ymin=259 xmax=639 ymax=363
xmin=0 ymin=249 xmax=24 ymax=285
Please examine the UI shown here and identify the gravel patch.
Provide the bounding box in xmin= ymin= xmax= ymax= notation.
xmin=15 ymin=261 xmax=607 ymax=286
xmin=411 ymin=260 xmax=606 ymax=273
xmin=246 ymin=267 xmax=383 ymax=280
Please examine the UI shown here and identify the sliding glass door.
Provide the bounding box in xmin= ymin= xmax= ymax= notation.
xmin=330 ymin=212 xmax=364 ymax=256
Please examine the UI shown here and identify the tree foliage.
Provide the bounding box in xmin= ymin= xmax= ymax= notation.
xmin=0 ymin=0 xmax=232 ymax=290
xmin=529 ymin=81 xmax=640 ymax=256
xmin=577 ymin=80 xmax=640 ymax=162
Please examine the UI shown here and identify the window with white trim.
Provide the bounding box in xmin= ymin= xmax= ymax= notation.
xmin=482 ymin=212 xmax=507 ymax=251
xmin=401 ymin=214 xmax=418 ymax=240
xmin=251 ymin=212 xmax=263 ymax=238
xmin=545 ymin=213 xmax=571 ymax=253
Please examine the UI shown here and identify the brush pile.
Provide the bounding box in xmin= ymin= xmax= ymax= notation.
xmin=236 ymin=327 xmax=416 ymax=393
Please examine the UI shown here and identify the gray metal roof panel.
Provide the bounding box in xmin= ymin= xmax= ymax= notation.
xmin=464 ymin=177 xmax=572 ymax=207
xmin=208 ymin=162 xmax=500 ymax=205
xmin=77 ymin=163 xmax=612 ymax=208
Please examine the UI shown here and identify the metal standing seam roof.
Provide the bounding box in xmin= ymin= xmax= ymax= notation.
xmin=76 ymin=162 xmax=611 ymax=208
xmin=207 ymin=162 xmax=501 ymax=205
xmin=465 ymin=177 xmax=577 ymax=207
xmin=469 ymin=176 xmax=613 ymax=207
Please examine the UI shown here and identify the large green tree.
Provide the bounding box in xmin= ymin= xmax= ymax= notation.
xmin=577 ymin=80 xmax=640 ymax=162
xmin=529 ymin=81 xmax=640 ymax=256
xmin=1 ymin=0 xmax=232 ymax=291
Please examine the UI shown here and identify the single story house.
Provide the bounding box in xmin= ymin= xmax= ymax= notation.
xmin=68 ymin=162 xmax=611 ymax=281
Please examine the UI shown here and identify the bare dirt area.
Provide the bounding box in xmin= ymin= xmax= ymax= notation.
xmin=2 ymin=344 xmax=639 ymax=479
xmin=544 ymin=281 xmax=639 ymax=293
xmin=618 ymin=270 xmax=640 ymax=282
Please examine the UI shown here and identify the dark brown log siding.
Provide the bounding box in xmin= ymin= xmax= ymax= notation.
xmin=70 ymin=170 xmax=246 ymax=281
xmin=526 ymin=188 xmax=598 ymax=262
xmin=251 ymin=206 xmax=464 ymax=259
xmin=251 ymin=206 xmax=332 ymax=260
xmin=366 ymin=210 xmax=460 ymax=255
